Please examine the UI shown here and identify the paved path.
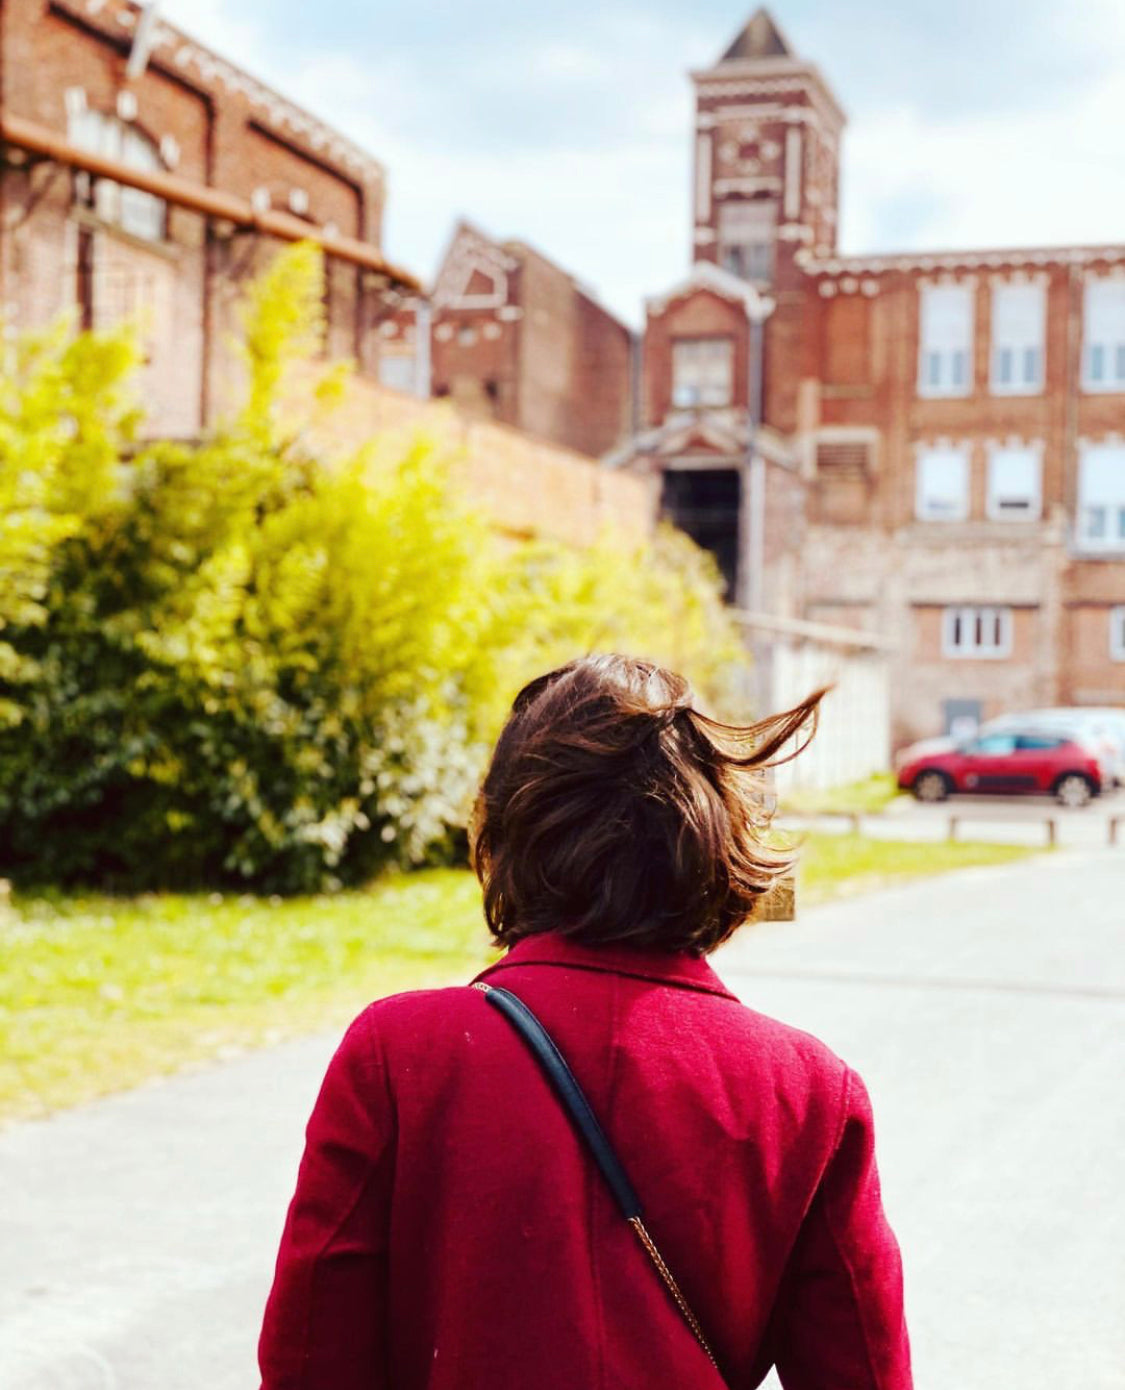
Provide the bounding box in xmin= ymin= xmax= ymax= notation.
xmin=2 ymin=852 xmax=1123 ymax=1388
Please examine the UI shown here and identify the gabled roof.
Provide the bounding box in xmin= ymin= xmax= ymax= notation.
xmin=602 ymin=413 xmax=796 ymax=472
xmin=431 ymin=219 xmax=520 ymax=306
xmin=720 ymin=8 xmax=795 ymax=63
xmin=645 ymin=259 xmax=774 ymax=321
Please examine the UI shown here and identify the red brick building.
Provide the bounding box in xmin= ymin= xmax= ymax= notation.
xmin=617 ymin=7 xmax=1125 ymax=742
xmin=0 ymin=0 xmax=416 ymax=438
xmin=381 ymin=221 xmax=634 ymax=460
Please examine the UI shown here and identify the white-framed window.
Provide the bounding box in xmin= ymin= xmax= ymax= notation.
xmin=986 ymin=446 xmax=1041 ymax=520
xmin=943 ymin=606 xmax=1013 ymax=659
xmin=1077 ymin=444 xmax=1125 ymax=551
xmin=918 ymin=283 xmax=974 ymax=397
xmin=1083 ymin=278 xmax=1125 ymax=391
xmin=672 ymin=337 xmax=733 ymax=408
xmin=990 ymin=281 xmax=1045 ymax=394
xmin=68 ymin=108 xmax=166 ymax=242
xmin=916 ymin=445 xmax=970 ymax=521
xmin=1111 ymin=607 xmax=1125 ymax=661
xmin=718 ymin=200 xmax=776 ymax=284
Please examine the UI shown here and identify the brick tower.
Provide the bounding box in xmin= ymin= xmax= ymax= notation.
xmin=690 ymin=8 xmax=845 ymax=291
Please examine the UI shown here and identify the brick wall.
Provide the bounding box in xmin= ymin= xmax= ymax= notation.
xmin=427 ymin=223 xmax=633 ymax=459
xmin=643 ymin=287 xmax=750 ymax=425
xmin=1 ymin=0 xmax=387 ymax=437
xmin=290 ymin=367 xmax=657 ymax=549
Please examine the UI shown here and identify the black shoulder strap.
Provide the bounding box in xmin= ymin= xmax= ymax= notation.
xmin=472 ymin=981 xmax=727 ymax=1384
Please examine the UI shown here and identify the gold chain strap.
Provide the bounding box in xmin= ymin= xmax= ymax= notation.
xmin=628 ymin=1215 xmax=721 ymax=1374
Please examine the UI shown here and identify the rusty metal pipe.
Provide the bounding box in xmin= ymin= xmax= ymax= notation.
xmin=0 ymin=110 xmax=421 ymax=292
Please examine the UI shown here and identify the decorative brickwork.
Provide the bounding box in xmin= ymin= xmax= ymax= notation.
xmin=626 ymin=7 xmax=1125 ymax=742
xmin=385 ymin=221 xmax=634 ymax=460
xmin=0 ymin=0 xmax=391 ymax=437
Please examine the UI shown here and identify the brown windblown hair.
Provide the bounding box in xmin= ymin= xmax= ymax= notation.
xmin=471 ymin=654 xmax=826 ymax=954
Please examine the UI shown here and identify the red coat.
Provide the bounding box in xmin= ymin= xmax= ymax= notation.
xmin=259 ymin=933 xmax=912 ymax=1389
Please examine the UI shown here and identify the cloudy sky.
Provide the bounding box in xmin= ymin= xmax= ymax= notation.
xmin=160 ymin=0 xmax=1125 ymax=325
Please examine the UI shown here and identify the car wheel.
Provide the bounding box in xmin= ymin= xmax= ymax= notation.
xmin=913 ymin=770 xmax=950 ymax=803
xmin=1054 ymin=773 xmax=1094 ymax=809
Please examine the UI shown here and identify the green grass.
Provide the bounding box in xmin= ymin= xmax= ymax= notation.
xmin=796 ymin=832 xmax=1035 ymax=906
xmin=0 ymin=833 xmax=1039 ymax=1125
xmin=0 ymin=869 xmax=495 ymax=1126
xmin=781 ymin=772 xmax=904 ymax=817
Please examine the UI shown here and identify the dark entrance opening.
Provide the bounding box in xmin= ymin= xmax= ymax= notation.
xmin=660 ymin=468 xmax=741 ymax=600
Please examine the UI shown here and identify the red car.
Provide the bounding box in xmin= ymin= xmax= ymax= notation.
xmin=896 ymin=730 xmax=1105 ymax=807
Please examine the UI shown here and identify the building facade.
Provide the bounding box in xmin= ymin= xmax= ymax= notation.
xmin=381 ymin=221 xmax=634 ymax=460
xmin=0 ymin=0 xmax=415 ymax=438
xmin=620 ymin=7 xmax=1125 ymax=744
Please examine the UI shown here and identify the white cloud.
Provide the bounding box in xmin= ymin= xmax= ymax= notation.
xmin=159 ymin=0 xmax=265 ymax=71
xmin=843 ymin=52 xmax=1125 ymax=255
xmin=155 ymin=1 xmax=1125 ymax=323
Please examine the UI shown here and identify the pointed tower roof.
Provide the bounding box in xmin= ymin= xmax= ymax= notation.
xmin=719 ymin=8 xmax=795 ymax=63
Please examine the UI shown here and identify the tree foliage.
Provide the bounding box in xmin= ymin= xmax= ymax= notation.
xmin=0 ymin=243 xmax=747 ymax=891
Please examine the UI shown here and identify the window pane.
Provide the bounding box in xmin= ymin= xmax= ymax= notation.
xmin=975 ymin=734 xmax=1017 ymax=753
xmin=1085 ymin=279 xmax=1125 ymax=348
xmin=718 ymin=200 xmax=776 ymax=284
xmin=67 ymin=110 xmax=166 ymax=242
xmin=945 ymin=605 xmax=1012 ymax=658
xmin=672 ymin=338 xmax=733 ymax=407
xmin=992 ymin=283 xmax=1044 ymax=393
xmin=1116 ymin=344 xmax=1125 ymax=382
xmin=1078 ymin=446 xmax=1125 ymax=547
xmin=988 ymin=448 xmax=1039 ymax=519
xmin=1091 ymin=344 xmax=1105 ymax=381
xmin=918 ymin=448 xmax=969 ymax=519
xmin=920 ymin=284 xmax=973 ymax=394
xmin=1113 ymin=608 xmax=1125 ymax=660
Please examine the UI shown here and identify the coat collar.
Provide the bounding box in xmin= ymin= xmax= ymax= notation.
xmin=473 ymin=932 xmax=739 ymax=1002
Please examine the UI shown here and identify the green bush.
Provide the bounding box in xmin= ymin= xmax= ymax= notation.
xmin=0 ymin=244 xmax=747 ymax=892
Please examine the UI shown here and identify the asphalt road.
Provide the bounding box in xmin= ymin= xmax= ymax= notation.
xmin=2 ymin=850 xmax=1123 ymax=1389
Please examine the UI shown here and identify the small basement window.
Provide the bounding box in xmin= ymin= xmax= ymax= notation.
xmin=943 ymin=606 xmax=1013 ymax=659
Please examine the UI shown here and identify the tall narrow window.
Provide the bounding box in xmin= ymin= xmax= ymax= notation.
xmin=1083 ymin=278 xmax=1125 ymax=391
xmin=916 ymin=445 xmax=970 ymax=521
xmin=918 ymin=283 xmax=974 ymax=397
xmin=1077 ymin=444 xmax=1125 ymax=550
xmin=943 ymin=606 xmax=1012 ymax=658
xmin=991 ymin=282 xmax=1045 ymax=394
xmin=718 ymin=200 xmax=776 ymax=284
xmin=672 ymin=338 xmax=733 ymax=408
xmin=1110 ymin=607 xmax=1125 ymax=661
xmin=986 ymin=446 xmax=1041 ymax=520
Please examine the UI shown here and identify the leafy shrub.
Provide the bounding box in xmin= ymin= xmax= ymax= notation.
xmin=0 ymin=244 xmax=746 ymax=892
